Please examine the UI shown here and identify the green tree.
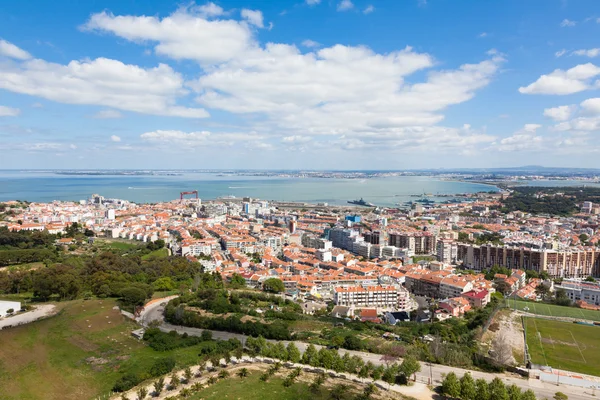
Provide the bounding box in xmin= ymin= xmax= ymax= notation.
xmin=554 ymin=392 xmax=568 ymax=400
xmin=460 ymin=373 xmax=477 ymax=400
xmin=475 ymin=378 xmax=490 ymax=400
xmin=153 ymin=377 xmax=165 ymax=395
xmin=489 ymin=377 xmax=508 ymax=400
xmin=152 ymin=277 xmax=175 ymax=291
xmin=507 ymin=384 xmax=521 ymax=400
xmin=578 ymin=234 xmax=589 ymax=244
xmin=183 ymin=366 xmax=193 ymax=383
xmin=287 ymin=342 xmax=301 ymax=363
xmin=400 ymin=355 xmax=421 ymax=381
xmin=230 ymin=273 xmax=246 ymax=288
xmin=262 ymin=278 xmax=285 ymax=293
xmin=169 ymin=372 xmax=180 ymax=389
xmin=273 ymin=341 xmax=288 ymax=361
xmin=521 ymin=390 xmax=536 ymax=400
xmin=120 ymin=286 xmax=148 ymax=306
xmin=237 ymin=368 xmax=249 ymax=379
xmin=330 ymin=384 xmax=348 ymax=400
xmin=441 ymin=372 xmax=461 ymax=399
xmin=136 ymin=387 xmax=148 ymax=400
xmin=301 ymin=344 xmax=318 ymax=365
xmin=585 ymin=276 xmax=596 ymax=283
xmin=318 ymin=348 xmax=335 ymax=369
xmin=218 ymin=370 xmax=229 ymax=379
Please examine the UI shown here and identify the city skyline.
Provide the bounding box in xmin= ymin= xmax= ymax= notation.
xmin=1 ymin=0 xmax=600 ymax=169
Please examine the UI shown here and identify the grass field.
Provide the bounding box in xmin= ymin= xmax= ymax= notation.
xmin=507 ymin=298 xmax=600 ymax=321
xmin=0 ymin=299 xmax=208 ymax=400
xmin=94 ymin=239 xmax=140 ymax=251
xmin=141 ymin=248 xmax=169 ymax=260
xmin=525 ymin=317 xmax=600 ymax=376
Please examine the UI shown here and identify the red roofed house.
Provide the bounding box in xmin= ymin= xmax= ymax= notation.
xmin=461 ymin=289 xmax=490 ymax=308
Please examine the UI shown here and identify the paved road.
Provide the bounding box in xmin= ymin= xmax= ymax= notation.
xmin=138 ymin=298 xmax=597 ymax=399
xmin=0 ymin=304 xmax=57 ymax=330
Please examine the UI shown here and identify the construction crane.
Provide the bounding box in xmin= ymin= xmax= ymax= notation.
xmin=180 ymin=190 xmax=199 ymax=202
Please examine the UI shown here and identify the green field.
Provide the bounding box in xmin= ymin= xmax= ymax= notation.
xmin=141 ymin=248 xmax=169 ymax=260
xmin=0 ymin=299 xmax=207 ymax=400
xmin=507 ymin=298 xmax=600 ymax=321
xmin=525 ymin=317 xmax=600 ymax=376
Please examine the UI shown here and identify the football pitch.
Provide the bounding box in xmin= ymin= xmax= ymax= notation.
xmin=524 ymin=317 xmax=600 ymax=377
xmin=507 ymin=298 xmax=600 ymax=321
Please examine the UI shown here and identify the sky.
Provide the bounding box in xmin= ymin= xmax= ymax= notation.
xmin=0 ymin=0 xmax=600 ymax=170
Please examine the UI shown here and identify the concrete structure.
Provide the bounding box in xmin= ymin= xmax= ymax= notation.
xmin=556 ymin=280 xmax=600 ymax=306
xmin=334 ymin=285 xmax=405 ymax=310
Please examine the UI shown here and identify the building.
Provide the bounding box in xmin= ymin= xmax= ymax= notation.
xmin=437 ymin=239 xmax=458 ymax=263
xmin=0 ymin=300 xmax=21 ymax=318
xmin=457 ymin=243 xmax=600 ymax=278
xmin=461 ymin=289 xmax=490 ymax=308
xmin=438 ymin=297 xmax=471 ymax=317
xmin=388 ymin=232 xmax=437 ymax=255
xmin=384 ymin=311 xmax=410 ymax=325
xmin=334 ymin=285 xmax=403 ymax=310
xmin=556 ymin=280 xmax=600 ymax=306
xmin=440 ymin=276 xmax=474 ymax=299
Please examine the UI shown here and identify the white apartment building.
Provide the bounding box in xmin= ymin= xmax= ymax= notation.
xmin=439 ymin=276 xmax=474 ymax=299
xmin=334 ymin=285 xmax=409 ymax=310
xmin=557 ymin=280 xmax=600 ymax=305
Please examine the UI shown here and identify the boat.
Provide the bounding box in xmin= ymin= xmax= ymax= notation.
xmin=347 ymin=198 xmax=375 ymax=207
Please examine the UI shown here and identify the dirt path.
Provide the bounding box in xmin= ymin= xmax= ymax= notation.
xmin=0 ymin=304 xmax=57 ymax=330
xmin=483 ymin=310 xmax=525 ymax=365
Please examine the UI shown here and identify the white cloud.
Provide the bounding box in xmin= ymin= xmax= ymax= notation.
xmin=192 ymin=2 xmax=225 ymax=18
xmin=82 ymin=10 xmax=254 ymax=65
xmin=581 ymin=98 xmax=600 ymax=115
xmin=140 ymin=130 xmax=267 ymax=148
xmin=93 ymin=109 xmax=123 ymax=119
xmin=363 ymin=5 xmax=375 ymax=14
xmin=572 ymin=48 xmax=600 ymax=58
xmin=550 ymin=98 xmax=600 ymax=132
xmin=518 ymin=63 xmax=600 ymax=95
xmin=337 ymin=0 xmax=354 ymax=11
xmin=555 ymin=49 xmax=567 ymax=57
xmin=0 ymin=39 xmax=31 ymax=60
xmin=69 ymin=144 xmax=77 ymax=150
xmin=282 ymin=135 xmax=312 ymax=143
xmin=496 ymin=124 xmax=544 ymax=152
xmin=0 ymin=55 xmax=208 ymax=118
xmin=306 ymin=0 xmax=321 ymax=4
xmin=110 ymin=135 xmax=122 ymax=142
xmin=0 ymin=105 xmax=20 ymax=117
xmin=478 ymin=32 xmax=488 ymax=38
xmin=543 ymin=105 xmax=576 ymax=121
xmin=301 ymin=39 xmax=320 ymax=48
xmin=241 ymin=9 xmax=264 ymax=28
xmin=560 ymin=19 xmax=576 ymax=27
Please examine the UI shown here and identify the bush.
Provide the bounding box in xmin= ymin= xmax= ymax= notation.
xmin=113 ymin=373 xmax=141 ymax=392
xmin=149 ymin=357 xmax=176 ymax=377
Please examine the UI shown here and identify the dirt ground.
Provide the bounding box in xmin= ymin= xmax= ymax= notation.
xmin=483 ymin=310 xmax=525 ymax=366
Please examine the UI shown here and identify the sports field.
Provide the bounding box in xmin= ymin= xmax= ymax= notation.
xmin=524 ymin=317 xmax=600 ymax=376
xmin=507 ymin=298 xmax=600 ymax=321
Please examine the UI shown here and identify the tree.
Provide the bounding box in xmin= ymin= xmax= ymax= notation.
xmin=237 ymin=368 xmax=249 ymax=379
xmin=262 ymin=278 xmax=285 ymax=293
xmin=496 ymin=281 xmax=512 ymax=296
xmin=330 ymin=384 xmax=348 ymax=400
xmin=153 ymin=377 xmax=165 ymax=395
xmin=136 ymin=387 xmax=148 ymax=400
xmin=287 ymin=342 xmax=301 ymax=363
xmin=183 ymin=367 xmax=193 ymax=383
xmin=201 ymin=330 xmax=213 ymax=341
xmin=460 ymin=373 xmax=477 ymax=400
xmin=578 ymin=234 xmax=589 ymax=244
xmin=229 ymin=273 xmax=246 ymax=288
xmin=489 ymin=377 xmax=508 ymax=400
xmin=535 ymin=284 xmax=550 ymax=301
xmin=400 ymin=355 xmax=421 ymax=381
xmin=120 ymin=286 xmax=148 ymax=306
xmin=169 ymin=372 xmax=180 ymax=389
xmin=152 ymin=277 xmax=175 ymax=291
xmin=441 ymin=372 xmax=461 ymax=399
xmin=273 ymin=342 xmax=288 ymax=361
xmin=218 ymin=370 xmax=229 ymax=379
xmin=521 ymin=390 xmax=537 ymax=400
xmin=507 ymin=384 xmax=521 ymax=400
xmin=475 ymin=378 xmax=490 ymax=400
xmin=301 ymin=344 xmax=318 ymax=366
xmin=344 ymin=335 xmax=362 ymax=350
xmin=585 ymin=276 xmax=596 ymax=283
xmin=554 ymin=392 xmax=568 ymax=400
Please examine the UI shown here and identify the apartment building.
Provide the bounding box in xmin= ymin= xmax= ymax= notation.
xmin=457 ymin=243 xmax=600 ymax=278
xmin=388 ymin=232 xmax=437 ymax=254
xmin=439 ymin=276 xmax=474 ymax=299
xmin=556 ymin=280 xmax=600 ymax=306
xmin=437 ymin=239 xmax=458 ymax=263
xmin=333 ymin=285 xmax=408 ymax=310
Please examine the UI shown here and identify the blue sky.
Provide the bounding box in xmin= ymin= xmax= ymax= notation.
xmin=1 ymin=0 xmax=599 ymax=169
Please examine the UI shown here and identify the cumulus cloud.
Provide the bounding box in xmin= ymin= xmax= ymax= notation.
xmin=496 ymin=124 xmax=544 ymax=152
xmin=140 ymin=129 xmax=267 ymax=148
xmin=0 ymin=39 xmax=31 ymax=60
xmin=519 ymin=63 xmax=600 ymax=95
xmin=337 ymin=0 xmax=354 ymax=11
xmin=0 ymin=49 xmax=208 ymax=118
xmin=0 ymin=105 xmax=20 ymax=117
xmin=581 ymin=97 xmax=600 ymax=114
xmin=550 ymin=98 xmax=600 ymax=132
xmin=93 ymin=109 xmax=123 ymax=119
xmin=560 ymin=19 xmax=576 ymax=27
xmin=241 ymin=9 xmax=264 ymax=28
xmin=555 ymin=49 xmax=567 ymax=58
xmin=192 ymin=2 xmax=225 ymax=18
xmin=543 ymin=105 xmax=576 ymax=121
xmin=110 ymin=135 xmax=122 ymax=142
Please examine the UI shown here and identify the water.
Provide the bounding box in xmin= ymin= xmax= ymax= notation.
xmin=0 ymin=170 xmax=500 ymax=206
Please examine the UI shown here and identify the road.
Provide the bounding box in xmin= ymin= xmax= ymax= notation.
xmin=138 ymin=297 xmax=597 ymax=400
xmin=0 ymin=304 xmax=57 ymax=330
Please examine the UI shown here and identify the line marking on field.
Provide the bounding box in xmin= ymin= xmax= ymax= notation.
xmin=532 ymin=318 xmax=549 ymax=366
xmin=545 ymin=305 xmax=552 ymax=317
xmin=578 ymin=309 xmax=586 ymax=319
xmin=570 ymin=330 xmax=587 ymax=364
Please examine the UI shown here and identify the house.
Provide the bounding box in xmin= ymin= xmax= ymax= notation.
xmin=302 ymin=301 xmax=327 ymax=315
xmin=385 ymin=311 xmax=410 ymax=325
xmin=461 ymin=289 xmax=490 ymax=308
xmin=416 ymin=309 xmax=431 ymax=323
xmin=331 ymin=305 xmax=354 ymax=319
xmin=438 ymin=297 xmax=471 ymax=317
xmin=360 ymin=308 xmax=382 ymax=323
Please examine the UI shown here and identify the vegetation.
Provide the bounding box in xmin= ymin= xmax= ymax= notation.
xmin=262 ymin=277 xmax=285 ymax=293
xmin=507 ymin=299 xmax=600 ymax=321
xmin=499 ymin=186 xmax=600 ymax=216
xmin=441 ymin=372 xmax=537 ymax=400
xmin=525 ymin=317 xmax=600 ymax=376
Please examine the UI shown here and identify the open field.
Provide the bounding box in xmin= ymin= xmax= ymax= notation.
xmin=94 ymin=239 xmax=140 ymax=251
xmin=0 ymin=299 xmax=207 ymax=400
xmin=525 ymin=317 xmax=600 ymax=376
xmin=141 ymin=248 xmax=169 ymax=260
xmin=186 ymin=370 xmax=413 ymax=400
xmin=507 ymin=298 xmax=600 ymax=321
